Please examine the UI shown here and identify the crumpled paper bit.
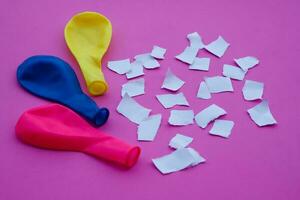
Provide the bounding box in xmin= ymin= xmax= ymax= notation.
xmin=152 ymin=147 xmax=205 ymax=174
xmin=242 ymin=80 xmax=264 ymax=101
xmin=209 ymin=120 xmax=234 ymax=138
xmin=161 ymin=68 xmax=185 ymax=91
xmin=189 ymin=57 xmax=210 ymax=71
xmin=126 ymin=61 xmax=144 ymax=79
xmin=107 ymin=59 xmax=131 ymax=74
xmin=205 ymin=36 xmax=230 ymax=58
xmin=195 ymin=104 xmax=227 ymax=128
xmin=138 ymin=114 xmax=162 ymax=141
xmin=121 ymin=78 xmax=145 ymax=97
xmin=117 ymin=93 xmax=151 ymax=124
xmin=156 ymin=92 xmax=189 ymax=109
xmin=135 ymin=53 xmax=160 ymax=69
xmin=169 ymin=134 xmax=193 ymax=149
xmin=222 ymin=64 xmax=246 ymax=81
xmin=187 ymin=32 xmax=205 ymax=49
xmin=247 ymin=100 xmax=277 ymax=127
xmin=168 ymin=110 xmax=194 ymax=126
xmin=175 ymin=46 xmax=199 ymax=64
xmin=204 ymin=76 xmax=233 ymax=93
xmin=234 ymin=56 xmax=259 ymax=71
xmin=151 ymin=45 xmax=166 ymax=59
xmin=197 ymin=81 xmax=211 ymax=100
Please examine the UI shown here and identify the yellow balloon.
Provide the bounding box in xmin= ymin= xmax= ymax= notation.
xmin=64 ymin=11 xmax=112 ymax=96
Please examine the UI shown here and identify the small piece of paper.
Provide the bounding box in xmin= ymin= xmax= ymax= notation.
xmin=187 ymin=32 xmax=205 ymax=49
xmin=168 ymin=110 xmax=194 ymax=126
xmin=223 ymin=64 xmax=246 ymax=80
xmin=247 ymin=100 xmax=277 ymax=127
xmin=169 ymin=134 xmax=193 ymax=149
xmin=234 ymin=56 xmax=259 ymax=71
xmin=138 ymin=114 xmax=162 ymax=141
xmin=205 ymin=36 xmax=230 ymax=58
xmin=242 ymin=80 xmax=264 ymax=101
xmin=121 ymin=78 xmax=145 ymax=97
xmin=189 ymin=57 xmax=210 ymax=71
xmin=117 ymin=93 xmax=151 ymax=124
xmin=126 ymin=61 xmax=144 ymax=79
xmin=195 ymin=104 xmax=227 ymax=128
xmin=151 ymin=45 xmax=166 ymax=59
xmin=204 ymin=76 xmax=233 ymax=93
xmin=107 ymin=59 xmax=131 ymax=74
xmin=152 ymin=147 xmax=205 ymax=174
xmin=156 ymin=92 xmax=189 ymax=109
xmin=209 ymin=120 xmax=234 ymax=138
xmin=175 ymin=46 xmax=199 ymax=64
xmin=135 ymin=53 xmax=160 ymax=69
xmin=197 ymin=81 xmax=211 ymax=99
xmin=161 ymin=69 xmax=185 ymax=91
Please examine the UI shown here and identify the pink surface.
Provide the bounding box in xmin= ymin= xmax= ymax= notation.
xmin=0 ymin=0 xmax=299 ymax=199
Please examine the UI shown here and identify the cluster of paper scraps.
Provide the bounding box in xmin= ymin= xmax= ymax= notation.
xmin=109 ymin=32 xmax=277 ymax=174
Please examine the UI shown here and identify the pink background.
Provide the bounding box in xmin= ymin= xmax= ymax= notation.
xmin=1 ymin=0 xmax=299 ymax=199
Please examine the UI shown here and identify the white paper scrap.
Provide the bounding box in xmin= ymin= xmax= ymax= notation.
xmin=247 ymin=100 xmax=277 ymax=127
xmin=156 ymin=92 xmax=189 ymax=109
xmin=134 ymin=53 xmax=160 ymax=69
xmin=169 ymin=134 xmax=193 ymax=149
xmin=204 ymin=76 xmax=233 ymax=93
xmin=234 ymin=56 xmax=259 ymax=71
xmin=195 ymin=104 xmax=227 ymax=128
xmin=175 ymin=46 xmax=198 ymax=64
xmin=189 ymin=57 xmax=210 ymax=71
xmin=121 ymin=78 xmax=145 ymax=97
xmin=151 ymin=45 xmax=166 ymax=59
xmin=223 ymin=64 xmax=246 ymax=80
xmin=205 ymin=36 xmax=230 ymax=58
xmin=161 ymin=69 xmax=185 ymax=91
xmin=126 ymin=61 xmax=144 ymax=79
xmin=242 ymin=80 xmax=264 ymax=101
xmin=209 ymin=120 xmax=234 ymax=138
xmin=187 ymin=32 xmax=205 ymax=49
xmin=117 ymin=93 xmax=151 ymax=124
xmin=152 ymin=147 xmax=205 ymax=174
xmin=168 ymin=110 xmax=194 ymax=126
xmin=137 ymin=114 xmax=162 ymax=141
xmin=197 ymin=81 xmax=211 ymax=99
xmin=107 ymin=59 xmax=131 ymax=74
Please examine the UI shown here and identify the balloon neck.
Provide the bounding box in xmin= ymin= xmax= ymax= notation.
xmin=88 ymin=81 xmax=108 ymax=96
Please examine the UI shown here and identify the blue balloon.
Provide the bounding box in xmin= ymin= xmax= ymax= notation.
xmin=17 ymin=55 xmax=109 ymax=127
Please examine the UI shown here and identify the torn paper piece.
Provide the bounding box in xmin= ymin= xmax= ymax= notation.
xmin=138 ymin=114 xmax=162 ymax=141
xmin=156 ymin=92 xmax=189 ymax=109
xmin=242 ymin=80 xmax=264 ymax=101
xmin=168 ymin=110 xmax=194 ymax=126
xmin=175 ymin=46 xmax=198 ymax=64
xmin=247 ymin=100 xmax=277 ymax=127
xmin=107 ymin=59 xmax=131 ymax=74
xmin=161 ymin=69 xmax=185 ymax=91
xmin=151 ymin=45 xmax=166 ymax=59
xmin=197 ymin=81 xmax=211 ymax=99
xmin=209 ymin=120 xmax=234 ymax=138
xmin=117 ymin=93 xmax=151 ymax=124
xmin=134 ymin=53 xmax=160 ymax=69
xmin=204 ymin=76 xmax=233 ymax=93
xmin=152 ymin=147 xmax=205 ymax=174
xmin=126 ymin=61 xmax=144 ymax=79
xmin=189 ymin=57 xmax=210 ymax=71
xmin=121 ymin=78 xmax=145 ymax=97
xmin=169 ymin=134 xmax=193 ymax=149
xmin=187 ymin=32 xmax=205 ymax=49
xmin=205 ymin=36 xmax=230 ymax=58
xmin=234 ymin=56 xmax=259 ymax=71
xmin=195 ymin=104 xmax=227 ymax=128
xmin=223 ymin=64 xmax=246 ymax=80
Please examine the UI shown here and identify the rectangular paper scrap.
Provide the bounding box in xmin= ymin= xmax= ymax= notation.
xmin=189 ymin=57 xmax=210 ymax=71
xmin=156 ymin=92 xmax=189 ymax=109
xmin=234 ymin=56 xmax=259 ymax=71
xmin=151 ymin=45 xmax=166 ymax=59
xmin=135 ymin=53 xmax=160 ymax=69
xmin=169 ymin=134 xmax=193 ymax=149
xmin=117 ymin=93 xmax=151 ymax=124
xmin=121 ymin=78 xmax=145 ymax=97
xmin=209 ymin=120 xmax=234 ymax=138
xmin=204 ymin=76 xmax=233 ymax=93
xmin=107 ymin=59 xmax=131 ymax=74
xmin=197 ymin=81 xmax=211 ymax=99
xmin=223 ymin=64 xmax=246 ymax=81
xmin=168 ymin=110 xmax=194 ymax=126
xmin=242 ymin=80 xmax=264 ymax=101
xmin=175 ymin=46 xmax=198 ymax=64
xmin=138 ymin=114 xmax=162 ymax=141
xmin=161 ymin=68 xmax=185 ymax=91
xmin=205 ymin=36 xmax=230 ymax=58
xmin=195 ymin=104 xmax=227 ymax=128
xmin=126 ymin=61 xmax=144 ymax=79
xmin=247 ymin=100 xmax=277 ymax=127
xmin=187 ymin=32 xmax=205 ymax=49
